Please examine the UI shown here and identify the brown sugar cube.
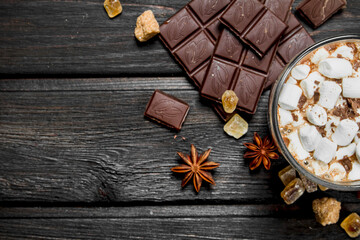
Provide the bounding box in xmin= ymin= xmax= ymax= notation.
xmin=134 ymin=10 xmax=160 ymax=42
xmin=312 ymin=197 xmax=341 ymax=226
xmin=341 ymin=213 xmax=360 ymax=238
xmin=104 ymin=0 xmax=122 ymax=18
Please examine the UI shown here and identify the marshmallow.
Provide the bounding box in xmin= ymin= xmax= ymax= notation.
xmin=328 ymin=162 xmax=347 ymax=181
xmin=332 ymin=119 xmax=359 ymax=146
xmin=313 ymin=138 xmax=337 ymax=164
xmin=311 ymin=47 xmax=330 ymax=64
xmin=306 ymin=105 xmax=327 ymax=126
xmin=299 ymin=125 xmax=322 ymax=152
xmin=357 ymin=143 xmax=360 ymax=161
xmin=318 ymin=58 xmax=353 ymax=79
xmin=348 ymin=161 xmax=360 ymax=181
xmin=278 ymin=83 xmax=303 ymax=110
xmin=291 ymin=64 xmax=310 ymax=80
xmin=342 ymin=77 xmax=360 ymax=98
xmin=331 ymin=45 xmax=354 ymax=60
xmin=287 ymin=77 xmax=297 ymax=85
xmin=287 ymin=130 xmax=310 ymax=160
xmin=310 ymin=160 xmax=329 ymax=176
xmin=335 ymin=143 xmax=356 ymax=160
xmin=300 ymin=72 xmax=325 ymax=99
xmin=278 ymin=108 xmax=293 ymax=126
xmin=318 ymin=81 xmax=342 ymax=109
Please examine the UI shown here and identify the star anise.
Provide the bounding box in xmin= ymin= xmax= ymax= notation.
xmin=243 ymin=132 xmax=279 ymax=170
xmin=171 ymin=144 xmax=220 ymax=192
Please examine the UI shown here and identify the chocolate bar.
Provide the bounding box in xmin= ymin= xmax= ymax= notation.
xmin=265 ymin=14 xmax=315 ymax=89
xmin=144 ymin=90 xmax=190 ymax=131
xmin=201 ymin=0 xmax=294 ymax=115
xmin=219 ymin=0 xmax=288 ymax=57
xmin=296 ymin=0 xmax=346 ymax=29
xmin=159 ymin=0 xmax=232 ymax=88
xmin=200 ymin=28 xmax=274 ymax=114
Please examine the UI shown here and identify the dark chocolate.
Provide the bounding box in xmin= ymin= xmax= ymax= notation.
xmin=200 ymin=28 xmax=274 ymax=114
xmin=296 ymin=0 xmax=346 ymax=29
xmin=159 ymin=0 xmax=232 ymax=88
xmin=265 ymin=14 xmax=315 ymax=89
xmin=219 ymin=0 xmax=288 ymax=57
xmin=144 ymin=90 xmax=190 ymax=131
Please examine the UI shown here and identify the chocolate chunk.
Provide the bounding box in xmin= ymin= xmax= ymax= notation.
xmin=314 ymin=91 xmax=320 ymax=103
xmin=316 ymin=126 xmax=326 ymax=137
xmin=159 ymin=0 xmax=232 ymax=88
xmin=144 ymin=90 xmax=190 ymax=131
xmin=298 ymin=95 xmax=307 ymax=109
xmin=339 ymin=157 xmax=352 ymax=173
xmin=296 ymin=0 xmax=347 ymax=29
xmin=219 ymin=0 xmax=288 ymax=57
xmin=291 ymin=112 xmax=299 ymax=122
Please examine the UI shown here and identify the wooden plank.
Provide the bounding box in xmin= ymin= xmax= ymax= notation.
xmin=0 ymin=0 xmax=359 ymax=76
xmin=0 ymin=204 xmax=357 ymax=239
xmin=0 ymin=77 xmax=359 ymax=203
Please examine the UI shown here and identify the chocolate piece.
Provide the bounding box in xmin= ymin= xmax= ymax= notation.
xmin=159 ymin=0 xmax=232 ymax=88
xmin=144 ymin=90 xmax=190 ymax=131
xmin=212 ymin=102 xmax=235 ymax=122
xmin=201 ymin=29 xmax=274 ymax=114
xmin=219 ymin=0 xmax=288 ymax=57
xmin=296 ymin=0 xmax=346 ymax=29
xmin=265 ymin=14 xmax=315 ymax=89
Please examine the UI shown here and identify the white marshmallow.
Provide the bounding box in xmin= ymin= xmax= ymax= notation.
xmin=299 ymin=125 xmax=322 ymax=152
xmin=311 ymin=47 xmax=330 ymax=64
xmin=291 ymin=64 xmax=310 ymax=80
xmin=357 ymin=143 xmax=360 ymax=161
xmin=348 ymin=161 xmax=360 ymax=181
xmin=318 ymin=81 xmax=342 ymax=109
xmin=306 ymin=105 xmax=327 ymax=126
xmin=311 ymin=159 xmax=329 ymax=176
xmin=342 ymin=77 xmax=360 ymax=98
xmin=313 ymin=138 xmax=337 ymax=164
xmin=278 ymin=108 xmax=293 ymax=126
xmin=287 ymin=77 xmax=297 ymax=85
xmin=331 ymin=45 xmax=354 ymax=60
xmin=332 ymin=119 xmax=359 ymax=146
xmin=287 ymin=130 xmax=310 ymax=160
xmin=328 ymin=162 xmax=347 ymax=181
xmin=300 ymin=72 xmax=325 ymax=99
xmin=318 ymin=58 xmax=353 ymax=79
xmin=336 ymin=143 xmax=356 ymax=160
xmin=355 ymin=134 xmax=360 ymax=144
xmin=324 ymin=115 xmax=340 ymax=138
xmin=278 ymin=83 xmax=303 ymax=110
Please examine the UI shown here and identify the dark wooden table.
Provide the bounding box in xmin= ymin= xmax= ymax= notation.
xmin=1 ymin=0 xmax=360 ymax=239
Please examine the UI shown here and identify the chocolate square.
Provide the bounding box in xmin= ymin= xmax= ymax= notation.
xmin=144 ymin=90 xmax=190 ymax=131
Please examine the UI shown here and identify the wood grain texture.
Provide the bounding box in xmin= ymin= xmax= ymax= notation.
xmin=0 ymin=77 xmax=359 ymax=204
xmin=0 ymin=0 xmax=359 ymax=76
xmin=1 ymin=204 xmax=359 ymax=239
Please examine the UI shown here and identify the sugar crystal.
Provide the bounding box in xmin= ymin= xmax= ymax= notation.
xmin=223 ymin=114 xmax=248 ymax=139
xmin=281 ymin=178 xmax=305 ymax=205
xmin=341 ymin=213 xmax=360 ymax=238
xmin=278 ymin=165 xmax=296 ymax=186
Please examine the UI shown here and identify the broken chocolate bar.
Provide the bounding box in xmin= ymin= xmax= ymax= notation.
xmin=144 ymin=90 xmax=190 ymax=131
xmin=219 ymin=0 xmax=288 ymax=57
xmin=296 ymin=0 xmax=347 ymax=29
xmin=159 ymin=0 xmax=232 ymax=88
